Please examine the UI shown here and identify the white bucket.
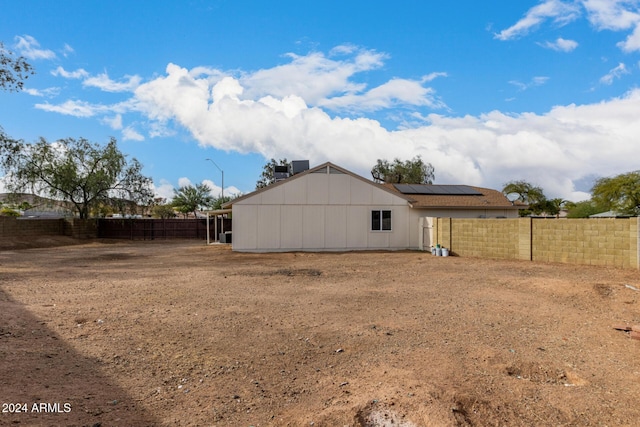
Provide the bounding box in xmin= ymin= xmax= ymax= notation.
xmin=442 ymin=248 xmax=449 ymax=257
xmin=436 ymin=248 xmax=442 ymax=256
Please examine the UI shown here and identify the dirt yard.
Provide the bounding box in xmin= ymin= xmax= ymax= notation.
xmin=1 ymin=239 xmax=639 ymax=426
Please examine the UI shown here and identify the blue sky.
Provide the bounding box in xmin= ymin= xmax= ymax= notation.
xmin=1 ymin=0 xmax=639 ymax=202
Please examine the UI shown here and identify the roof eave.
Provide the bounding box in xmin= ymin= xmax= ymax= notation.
xmin=410 ymin=205 xmax=522 ymax=210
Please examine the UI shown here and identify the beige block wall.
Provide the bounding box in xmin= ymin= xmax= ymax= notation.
xmin=431 ymin=217 xmax=639 ymax=269
xmin=532 ymin=218 xmax=632 ymax=268
xmin=441 ymin=218 xmax=519 ymax=259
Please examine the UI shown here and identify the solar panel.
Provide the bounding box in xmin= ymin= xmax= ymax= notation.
xmin=392 ymin=184 xmax=482 ymax=196
xmin=393 ymin=184 xmax=415 ymax=193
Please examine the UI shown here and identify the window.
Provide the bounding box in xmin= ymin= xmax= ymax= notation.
xmin=371 ymin=210 xmax=392 ymax=231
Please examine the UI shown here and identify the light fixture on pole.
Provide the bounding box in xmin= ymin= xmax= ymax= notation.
xmin=205 ymin=158 xmax=224 ymax=202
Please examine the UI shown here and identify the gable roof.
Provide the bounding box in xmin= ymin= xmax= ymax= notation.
xmin=222 ymin=162 xmax=413 ymax=208
xmin=223 ymin=162 xmax=517 ymax=211
xmin=382 ymin=183 xmax=518 ymax=210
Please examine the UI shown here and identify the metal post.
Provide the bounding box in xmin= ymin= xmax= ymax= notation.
xmin=206 ymin=212 xmax=210 ymax=245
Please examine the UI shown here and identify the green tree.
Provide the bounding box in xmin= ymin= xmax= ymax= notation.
xmin=566 ymin=200 xmax=608 ymax=218
xmin=546 ymin=198 xmax=569 ymax=218
xmin=591 ymin=170 xmax=640 ymax=216
xmin=1 ymin=41 xmax=34 ymax=92
xmin=171 ymin=183 xmax=213 ymax=218
xmin=0 ymin=207 xmax=20 ymax=217
xmin=152 ymin=204 xmax=176 ymax=219
xmin=502 ymin=180 xmax=549 ymax=216
xmin=371 ymin=156 xmax=435 ymax=184
xmin=0 ymin=134 xmax=153 ymax=219
xmin=211 ymin=195 xmax=232 ymax=210
xmin=256 ymin=158 xmax=289 ymax=189
xmin=502 ymin=180 xmax=545 ymax=204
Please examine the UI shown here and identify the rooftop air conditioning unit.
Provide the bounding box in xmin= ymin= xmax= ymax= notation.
xmin=290 ymin=160 xmax=310 ymax=175
xmin=274 ymin=165 xmax=289 ymax=182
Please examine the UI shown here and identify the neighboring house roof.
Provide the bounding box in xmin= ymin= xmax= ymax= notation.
xmin=589 ymin=210 xmax=632 ymax=218
xmin=382 ymin=183 xmax=519 ymax=210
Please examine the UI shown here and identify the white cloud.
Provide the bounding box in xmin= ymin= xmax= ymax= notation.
xmin=132 ymin=61 xmax=640 ymax=201
xmin=35 ymin=100 xmax=102 ymax=117
xmin=52 ymin=67 xmax=141 ymax=92
xmin=35 ymin=98 xmax=134 ymax=118
xmin=177 ymin=177 xmax=192 ymax=188
xmin=148 ymin=122 xmax=176 ymax=138
xmin=539 ymin=37 xmax=579 ymax=51
xmin=51 ymin=66 xmax=89 ymax=79
xmin=509 ymin=76 xmax=550 ymax=91
xmin=582 ymin=0 xmax=640 ymax=51
xmin=202 ymin=179 xmax=241 ymax=199
xmin=617 ymin=22 xmax=640 ymax=51
xmin=599 ymin=62 xmax=630 ymax=84
xmin=61 ymin=44 xmax=74 ymax=57
xmin=583 ymin=0 xmax=640 ymax=31
xmin=101 ymin=114 xmax=123 ymax=130
xmin=33 ymin=47 xmax=640 ymax=201
xmin=24 ymin=87 xmax=61 ymax=97
xmin=317 ymin=78 xmax=446 ymax=112
xmin=422 ymin=72 xmax=448 ymax=83
xmin=495 ymin=0 xmax=581 ymax=41
xmin=152 ymin=179 xmax=175 ymax=201
xmin=499 ymin=1 xmax=640 ymax=52
xmin=241 ymin=47 xmax=390 ymax=105
xmin=13 ymin=35 xmax=56 ymax=60
xmin=83 ymin=72 xmax=142 ymax=92
xmin=122 ymin=126 xmax=144 ymax=141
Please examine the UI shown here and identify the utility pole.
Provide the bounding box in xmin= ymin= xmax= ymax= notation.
xmin=205 ymin=158 xmax=224 ymax=202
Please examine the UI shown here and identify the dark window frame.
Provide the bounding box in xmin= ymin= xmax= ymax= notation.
xmin=371 ymin=209 xmax=392 ymax=231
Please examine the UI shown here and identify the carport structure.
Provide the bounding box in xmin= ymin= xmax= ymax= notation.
xmin=204 ymin=208 xmax=232 ymax=244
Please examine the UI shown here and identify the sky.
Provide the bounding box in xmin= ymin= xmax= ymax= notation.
xmin=1 ymin=0 xmax=640 ymax=202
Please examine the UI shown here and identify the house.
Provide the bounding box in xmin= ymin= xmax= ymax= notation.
xmin=589 ymin=210 xmax=632 ymax=218
xmin=222 ymin=162 xmax=519 ymax=252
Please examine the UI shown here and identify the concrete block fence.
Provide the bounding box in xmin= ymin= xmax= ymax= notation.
xmin=431 ymin=217 xmax=640 ymax=269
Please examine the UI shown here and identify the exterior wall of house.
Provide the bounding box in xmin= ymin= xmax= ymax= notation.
xmin=232 ymin=167 xmax=418 ymax=252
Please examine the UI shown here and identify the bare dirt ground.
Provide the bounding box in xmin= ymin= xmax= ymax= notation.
xmin=1 ymin=239 xmax=639 ymax=427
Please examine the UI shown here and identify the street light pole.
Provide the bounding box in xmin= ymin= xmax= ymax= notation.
xmin=205 ymin=158 xmax=224 ymax=202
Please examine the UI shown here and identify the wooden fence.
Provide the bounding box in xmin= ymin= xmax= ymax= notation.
xmin=97 ymin=218 xmax=232 ymax=240
xmin=0 ymin=217 xmax=97 ymax=239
